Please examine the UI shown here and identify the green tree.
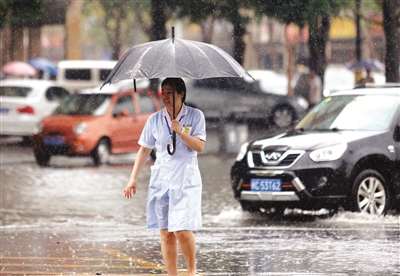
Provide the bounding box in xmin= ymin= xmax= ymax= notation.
xmin=250 ymin=0 xmax=349 ymax=79
xmin=170 ymin=0 xmax=251 ymax=65
xmin=0 ymin=0 xmax=45 ymax=63
xmin=150 ymin=0 xmax=167 ymax=41
xmin=0 ymin=0 xmax=44 ymax=28
xmin=381 ymin=0 xmax=400 ymax=82
xmin=83 ymin=1 xmax=147 ymax=60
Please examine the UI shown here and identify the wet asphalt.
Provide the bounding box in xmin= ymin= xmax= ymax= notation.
xmin=1 ymin=124 xmax=399 ymax=276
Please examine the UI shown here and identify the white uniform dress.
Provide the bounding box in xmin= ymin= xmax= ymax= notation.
xmin=138 ymin=104 xmax=206 ymax=232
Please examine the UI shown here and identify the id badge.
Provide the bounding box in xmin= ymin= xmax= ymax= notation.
xmin=167 ymin=136 xmax=174 ymax=152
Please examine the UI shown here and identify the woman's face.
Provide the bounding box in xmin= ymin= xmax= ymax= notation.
xmin=161 ymin=84 xmax=183 ymax=111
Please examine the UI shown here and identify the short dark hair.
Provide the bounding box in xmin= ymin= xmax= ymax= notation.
xmin=161 ymin=78 xmax=186 ymax=102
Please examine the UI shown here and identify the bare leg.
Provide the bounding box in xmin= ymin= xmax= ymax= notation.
xmin=160 ymin=229 xmax=178 ymax=275
xmin=175 ymin=230 xmax=197 ymax=276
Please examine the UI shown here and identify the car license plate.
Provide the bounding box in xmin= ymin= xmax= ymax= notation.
xmin=44 ymin=137 xmax=64 ymax=146
xmin=250 ymin=178 xmax=282 ymax=192
xmin=0 ymin=108 xmax=9 ymax=114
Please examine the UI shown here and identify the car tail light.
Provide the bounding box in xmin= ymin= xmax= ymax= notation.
xmin=17 ymin=106 xmax=35 ymax=114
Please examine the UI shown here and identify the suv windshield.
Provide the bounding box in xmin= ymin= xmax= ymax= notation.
xmin=296 ymin=94 xmax=398 ymax=131
xmin=54 ymin=94 xmax=112 ymax=116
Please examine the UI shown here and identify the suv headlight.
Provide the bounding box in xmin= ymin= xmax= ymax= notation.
xmin=236 ymin=142 xmax=249 ymax=161
xmin=309 ymin=143 xmax=347 ymax=162
xmin=74 ymin=122 xmax=87 ymax=134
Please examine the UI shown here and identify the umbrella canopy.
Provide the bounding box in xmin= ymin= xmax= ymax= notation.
xmin=28 ymin=58 xmax=58 ymax=75
xmin=2 ymin=61 xmax=37 ymax=77
xmin=102 ymin=29 xmax=253 ymax=155
xmin=347 ymin=59 xmax=385 ymax=71
xmin=102 ymin=38 xmax=253 ymax=87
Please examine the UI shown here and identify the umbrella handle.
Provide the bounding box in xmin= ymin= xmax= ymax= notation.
xmin=167 ymin=78 xmax=176 ymax=156
xmin=167 ymin=132 xmax=176 ymax=155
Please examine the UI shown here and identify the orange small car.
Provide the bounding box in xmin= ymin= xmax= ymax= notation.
xmin=32 ymin=89 xmax=162 ymax=166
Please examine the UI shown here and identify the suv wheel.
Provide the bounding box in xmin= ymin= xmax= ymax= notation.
xmin=91 ymin=138 xmax=110 ymax=166
xmin=35 ymin=152 xmax=51 ymax=167
xmin=270 ymin=105 xmax=294 ymax=129
xmin=351 ymin=170 xmax=391 ymax=215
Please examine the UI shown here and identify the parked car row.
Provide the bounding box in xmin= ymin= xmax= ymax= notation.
xmin=2 ymin=66 xmax=399 ymax=216
xmin=231 ymin=84 xmax=400 ymax=216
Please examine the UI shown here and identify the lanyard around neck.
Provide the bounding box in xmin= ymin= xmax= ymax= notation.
xmin=164 ymin=115 xmax=185 ymax=135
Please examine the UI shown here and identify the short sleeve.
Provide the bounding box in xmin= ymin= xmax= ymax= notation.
xmin=190 ymin=108 xmax=206 ymax=141
xmin=138 ymin=113 xmax=156 ymax=149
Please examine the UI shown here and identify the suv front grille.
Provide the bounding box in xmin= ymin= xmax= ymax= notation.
xmin=248 ymin=149 xmax=304 ymax=168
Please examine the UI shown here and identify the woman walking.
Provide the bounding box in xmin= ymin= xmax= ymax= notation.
xmin=124 ymin=78 xmax=206 ymax=276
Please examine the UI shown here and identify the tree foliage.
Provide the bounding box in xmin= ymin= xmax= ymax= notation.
xmin=170 ymin=0 xmax=252 ymax=64
xmin=381 ymin=0 xmax=400 ymax=82
xmin=0 ymin=0 xmax=45 ymax=28
xmin=250 ymin=0 xmax=350 ymax=78
xmin=83 ymin=0 xmax=147 ymax=60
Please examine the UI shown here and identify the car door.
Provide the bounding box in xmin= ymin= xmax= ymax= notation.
xmin=393 ymin=111 xmax=400 ymax=198
xmin=110 ymin=93 xmax=136 ymax=152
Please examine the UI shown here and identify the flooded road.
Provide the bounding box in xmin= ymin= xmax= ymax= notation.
xmin=1 ymin=127 xmax=399 ymax=275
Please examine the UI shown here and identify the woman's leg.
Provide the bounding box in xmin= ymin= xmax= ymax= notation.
xmin=160 ymin=229 xmax=178 ymax=275
xmin=175 ymin=230 xmax=197 ymax=276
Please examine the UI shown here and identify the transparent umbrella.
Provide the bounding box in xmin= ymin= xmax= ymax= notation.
xmin=102 ymin=27 xmax=253 ymax=155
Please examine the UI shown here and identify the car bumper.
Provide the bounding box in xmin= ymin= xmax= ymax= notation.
xmin=241 ymin=191 xmax=300 ymax=201
xmin=231 ymin=160 xmax=347 ymax=208
xmin=238 ymin=170 xmax=313 ymax=201
xmin=0 ymin=118 xmax=37 ymax=136
xmin=33 ymin=134 xmax=97 ymax=156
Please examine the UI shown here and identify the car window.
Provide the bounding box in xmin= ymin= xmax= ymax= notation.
xmin=0 ymin=86 xmax=32 ymax=97
xmin=137 ymin=94 xmax=156 ymax=113
xmin=113 ymin=95 xmax=135 ymax=116
xmin=65 ymin=69 xmax=91 ymax=80
xmin=54 ymin=94 xmax=112 ymax=116
xmin=45 ymin=87 xmax=70 ymax=101
xmin=100 ymin=69 xmax=112 ymax=81
xmin=194 ymin=78 xmax=255 ymax=92
xmin=296 ymin=95 xmax=398 ymax=131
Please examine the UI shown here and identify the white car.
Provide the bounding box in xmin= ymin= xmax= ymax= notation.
xmin=0 ymin=79 xmax=70 ymax=142
xmin=246 ymin=69 xmax=289 ymax=95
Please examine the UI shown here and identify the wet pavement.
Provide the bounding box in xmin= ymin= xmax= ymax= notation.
xmin=1 ymin=125 xmax=400 ymax=275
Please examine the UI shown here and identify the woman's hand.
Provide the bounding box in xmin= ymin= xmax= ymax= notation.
xmin=124 ymin=180 xmax=137 ymax=198
xmin=171 ymin=119 xmax=205 ymax=153
xmin=171 ymin=119 xmax=182 ymax=135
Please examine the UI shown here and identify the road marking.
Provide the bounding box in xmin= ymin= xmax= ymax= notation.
xmin=0 ymin=247 xmax=177 ymax=275
xmin=0 ymin=273 xmax=178 ymax=276
xmin=1 ymin=263 xmax=153 ymax=269
xmin=100 ymin=248 xmax=166 ymax=270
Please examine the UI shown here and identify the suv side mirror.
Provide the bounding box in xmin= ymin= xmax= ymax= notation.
xmin=393 ymin=125 xmax=400 ymax=142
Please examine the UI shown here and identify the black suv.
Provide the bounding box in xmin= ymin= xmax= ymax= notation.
xmin=231 ymin=85 xmax=400 ymax=215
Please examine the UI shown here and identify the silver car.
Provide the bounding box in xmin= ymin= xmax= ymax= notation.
xmin=185 ymin=78 xmax=308 ymax=129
